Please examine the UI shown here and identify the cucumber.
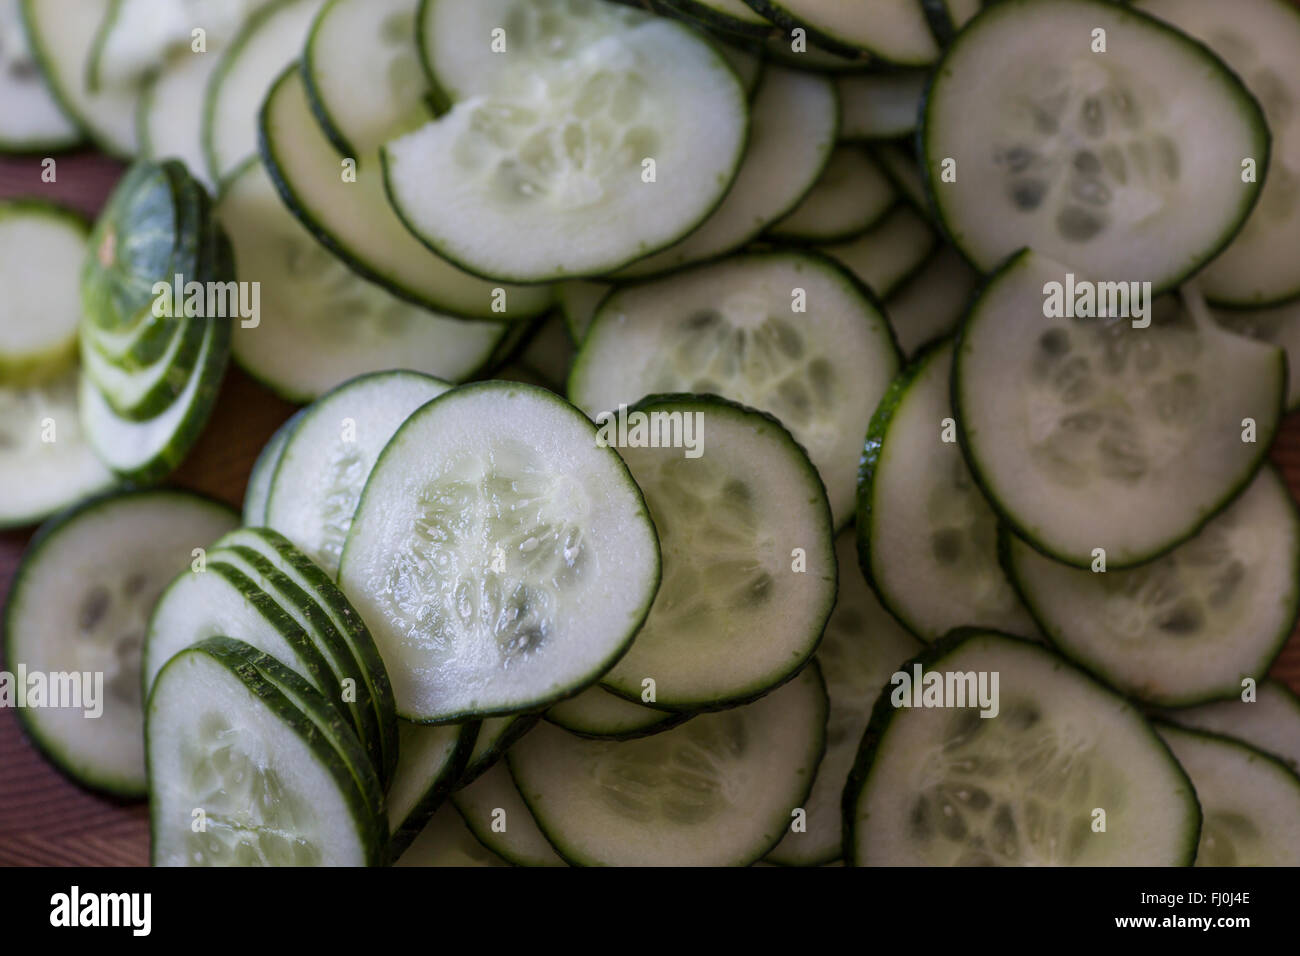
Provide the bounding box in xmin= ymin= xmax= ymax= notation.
xmin=459 ymin=714 xmax=540 ymax=787
xmin=148 ymin=637 xmax=386 ymax=866
xmin=836 ymin=71 xmax=927 ymax=142
xmin=387 ymin=721 xmax=477 ymax=856
xmin=743 ymin=0 xmax=938 ymax=65
xmin=660 ymin=0 xmax=774 ymax=38
xmin=571 ymin=251 xmax=900 ymax=527
xmin=921 ymin=0 xmax=982 ymax=45
xmin=0 ymin=0 xmax=81 ymax=152
xmin=1215 ymin=300 xmax=1300 ymax=411
xmin=955 ymin=250 xmax=1284 ymax=568
xmin=0 ymin=201 xmax=86 ymax=384
xmin=870 ymin=141 xmax=929 ymax=215
xmin=216 ymin=158 xmax=507 ymax=401
xmin=264 ymin=370 xmax=451 ymax=576
xmin=1156 ymin=679 xmax=1300 ymax=775
xmin=557 ymin=281 xmax=613 ymax=344
xmin=453 ymin=761 xmax=566 ymax=867
xmin=612 ymin=63 xmax=837 ymax=279
xmin=509 ymin=661 xmax=827 ymax=866
xmin=1135 ymin=0 xmax=1300 ymax=307
xmin=243 ymin=410 xmax=303 ymax=524
xmin=338 ymin=381 xmax=662 ymax=723
xmin=387 ymin=0 xmax=748 ymax=282
xmin=80 ymin=311 xmax=208 ymax=421
xmin=1156 ymin=723 xmax=1300 ymax=866
xmin=1003 ymin=467 xmax=1300 ymax=708
xmin=497 ymin=314 xmax=575 ymax=391
xmin=844 ymin=630 xmax=1201 ymax=866
xmin=597 ymin=395 xmax=834 ymax=712
xmin=766 ymin=532 xmax=920 ymax=866
xmin=546 ymin=686 xmax=687 ymax=740
xmin=3 ymin=490 xmax=237 ymax=795
xmin=922 ymin=0 xmax=1268 ymax=293
xmin=859 ymin=340 xmax=1037 ymax=642
xmin=762 ymin=32 xmax=870 ymax=74
xmin=394 ymin=803 xmax=509 ymax=866
xmin=818 ymin=202 xmax=936 ymax=299
xmin=767 ymin=146 xmax=895 ymax=243
xmin=137 ymin=49 xmax=224 ymax=190
xmin=883 ymin=243 xmax=978 ymax=356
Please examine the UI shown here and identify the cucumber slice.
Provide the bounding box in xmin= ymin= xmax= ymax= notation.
xmin=0 ymin=0 xmax=80 ymax=151
xmin=137 ymin=49 xmax=224 ymax=191
xmin=216 ymin=158 xmax=506 ymax=401
xmin=204 ymin=0 xmax=324 ymax=184
xmin=386 ymin=4 xmax=748 ymax=281
xmin=570 ymin=251 xmax=900 ymax=527
xmin=394 ymin=803 xmax=509 ymax=866
xmin=546 ymin=686 xmax=687 ymax=740
xmin=661 ymin=0 xmax=774 ymax=38
xmin=265 ymin=370 xmax=451 ymax=577
xmin=148 ymin=637 xmax=386 ymax=866
xmin=768 ymin=146 xmax=895 ymax=243
xmin=557 ymin=281 xmax=612 ymax=344
xmin=1003 ymin=467 xmax=1300 ymax=708
xmin=860 ymin=340 xmax=1037 ymax=642
xmin=1135 ymin=0 xmax=1300 ymax=306
xmin=453 ymin=761 xmax=566 ymax=867
xmin=921 ymin=0 xmax=982 ymax=46
xmin=510 ymin=662 xmax=827 ymax=866
xmin=954 ymin=250 xmax=1285 ymax=568
xmin=744 ymin=0 xmax=937 ymax=65
xmin=4 ymin=490 xmax=236 ymax=796
xmin=883 ymin=243 xmax=978 ymax=356
xmin=1156 ymin=723 xmax=1300 ymax=866
xmin=761 ymin=32 xmax=870 ymax=74
xmin=819 ymin=202 xmax=936 ymax=299
xmin=498 ymin=316 xmax=575 ymax=391
xmin=1215 ymin=300 xmax=1300 ymax=411
xmin=261 ymin=66 xmax=549 ymax=322
xmin=836 ymin=71 xmax=927 ymax=142
xmin=80 ymin=312 xmax=207 ymax=421
xmin=459 ymin=714 xmax=540 ymax=787
xmin=243 ymin=410 xmax=303 ymax=524
xmin=598 ymin=395 xmax=834 ymax=711
xmin=870 ymin=141 xmax=929 ymax=215
xmin=612 ymin=63 xmax=837 ymax=279
xmin=922 ymin=0 xmax=1268 ymax=293
xmin=338 ymin=381 xmax=662 ymax=722
xmin=0 ymin=201 xmax=86 ymax=384
xmin=844 ymin=630 xmax=1201 ymax=866
xmin=765 ymin=532 xmax=920 ymax=866
xmin=1155 ymin=679 xmax=1300 ymax=775
xmin=20 ymin=0 xmax=139 ymax=156
xmin=387 ymin=720 xmax=476 ymax=856
xmin=713 ymin=37 xmax=763 ymax=98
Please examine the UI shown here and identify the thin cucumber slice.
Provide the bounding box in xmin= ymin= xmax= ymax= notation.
xmin=836 ymin=71 xmax=927 ymax=142
xmin=243 ymin=410 xmax=303 ymax=524
xmin=498 ymin=314 xmax=574 ymax=391
xmin=766 ymin=532 xmax=920 ymax=866
xmin=546 ymin=686 xmax=687 ymax=740
xmin=768 ymin=146 xmax=894 ymax=243
xmin=204 ymin=0 xmax=324 ymax=184
xmin=612 ymin=64 xmax=837 ymax=279
xmin=80 ymin=312 xmax=207 ymax=421
xmin=744 ymin=0 xmax=937 ymax=65
xmin=922 ymin=0 xmax=1268 ymax=292
xmin=261 ymin=66 xmax=548 ymax=322
xmin=338 ymin=381 xmax=662 ymax=722
xmin=599 ymin=395 xmax=834 ymax=711
xmin=387 ymin=720 xmax=476 ymax=856
xmin=571 ymin=251 xmax=900 ymax=527
xmin=954 ymin=250 xmax=1285 ymax=568
xmin=1155 ymin=679 xmax=1300 ymax=775
xmin=511 ymin=662 xmax=827 ymax=866
xmin=217 ymin=158 xmax=506 ymax=401
xmin=844 ymin=630 xmax=1201 ymax=866
xmin=265 ymin=370 xmax=451 ymax=577
xmin=0 ymin=0 xmax=81 ymax=151
xmin=870 ymin=141 xmax=928 ymax=215
xmin=883 ymin=243 xmax=978 ymax=356
xmin=4 ymin=490 xmax=236 ymax=796
xmin=1156 ymin=723 xmax=1300 ymax=866
xmin=19 ymin=0 xmax=138 ymax=156
xmin=0 ymin=368 xmax=117 ymax=529
xmin=661 ymin=0 xmax=775 ymax=38
xmin=137 ymin=49 xmax=224 ymax=191
xmin=148 ymin=637 xmax=386 ymax=866
xmin=387 ymin=5 xmax=748 ymax=282
xmin=1215 ymin=300 xmax=1300 ymax=411
xmin=818 ymin=202 xmax=936 ymax=299
xmin=860 ymin=340 xmax=1036 ymax=642
xmin=0 ymin=200 xmax=86 ymax=384
xmin=1003 ymin=467 xmax=1300 ymax=708
xmin=394 ymin=803 xmax=509 ymax=866
xmin=1136 ymin=0 xmax=1300 ymax=306
xmin=459 ymin=714 xmax=540 ymax=787
xmin=454 ymin=761 xmax=566 ymax=867
xmin=558 ymin=281 xmax=613 ymax=344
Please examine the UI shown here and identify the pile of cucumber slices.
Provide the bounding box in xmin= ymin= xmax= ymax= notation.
xmin=4 ymin=0 xmax=1300 ymax=866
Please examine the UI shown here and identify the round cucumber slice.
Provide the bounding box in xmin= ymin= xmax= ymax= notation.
xmin=844 ymin=630 xmax=1201 ymax=866
xmin=1003 ymin=467 xmax=1300 ymax=708
xmin=1155 ymin=679 xmax=1300 ymax=776
xmin=459 ymin=714 xmax=540 ymax=787
xmin=767 ymin=145 xmax=895 ymax=243
xmin=243 ymin=409 xmax=303 ymax=524
xmin=884 ymin=243 xmax=979 ymax=357
xmin=819 ymin=202 xmax=936 ymax=299
xmin=922 ymin=0 xmax=1268 ymax=293
xmin=395 ymin=803 xmax=509 ymax=867
xmin=4 ymin=490 xmax=237 ymax=796
xmin=137 ymin=48 xmax=224 ymax=191
xmin=1215 ymin=299 xmax=1300 ymax=412
xmin=954 ymin=249 xmax=1285 ymax=568
xmin=387 ymin=720 xmax=476 ymax=856
xmin=836 ymin=70 xmax=927 ymax=142
xmin=453 ymin=760 xmax=566 ymax=867
xmin=338 ymin=381 xmax=661 ymax=723
xmin=546 ymin=686 xmax=687 ymax=740
xmin=0 ymin=0 xmax=81 ymax=152
xmin=510 ymin=662 xmax=827 ymax=866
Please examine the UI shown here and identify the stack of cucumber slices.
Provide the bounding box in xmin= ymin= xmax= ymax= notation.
xmin=4 ymin=0 xmax=1300 ymax=868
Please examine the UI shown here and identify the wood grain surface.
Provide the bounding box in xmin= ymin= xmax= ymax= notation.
xmin=2 ymin=152 xmax=1299 ymax=867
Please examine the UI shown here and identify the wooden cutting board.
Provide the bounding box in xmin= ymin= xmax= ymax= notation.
xmin=2 ymin=153 xmax=1299 ymax=867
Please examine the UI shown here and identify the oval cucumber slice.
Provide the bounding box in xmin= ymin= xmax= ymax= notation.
xmin=243 ymin=409 xmax=303 ymax=524
xmin=883 ymin=243 xmax=978 ymax=357
xmin=395 ymin=803 xmax=509 ymax=866
xmin=138 ymin=48 xmax=224 ymax=191
xmin=818 ymin=201 xmax=936 ymax=299
xmin=453 ymin=760 xmax=566 ymax=867
xmin=1214 ymin=300 xmax=1300 ymax=412
xmin=1155 ymin=679 xmax=1300 ymax=776
xmin=386 ymin=720 xmax=476 ymax=857
xmin=546 ymin=686 xmax=687 ymax=740
xmin=767 ymin=145 xmax=895 ymax=243
xmin=836 ymin=71 xmax=928 ymax=142
xmin=0 ymin=0 xmax=81 ymax=151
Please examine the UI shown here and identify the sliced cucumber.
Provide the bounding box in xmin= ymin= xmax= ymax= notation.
xmin=955 ymin=250 xmax=1285 ymax=568
xmin=713 ymin=36 xmax=764 ymax=98
xmin=459 ymin=714 xmax=540 ymax=787
xmin=265 ymin=370 xmax=451 ymax=576
xmin=0 ymin=0 xmax=81 ymax=151
xmin=387 ymin=721 xmax=476 ymax=856
xmin=818 ymin=202 xmax=936 ymax=299
xmin=844 ymin=630 xmax=1200 ymax=866
xmin=744 ymin=0 xmax=937 ymax=65
xmin=148 ymin=637 xmax=386 ymax=866
xmin=766 ymin=532 xmax=920 ymax=866
xmin=453 ymin=761 xmax=566 ymax=867
xmin=557 ymin=281 xmax=613 ymax=344
xmin=216 ymin=158 xmax=506 ymax=401
xmin=498 ymin=314 xmax=575 ymax=391
xmin=1156 ymin=723 xmax=1300 ymax=866
xmin=1156 ymin=679 xmax=1300 ymax=775
xmin=870 ymin=141 xmax=929 ymax=215
xmin=243 ymin=410 xmax=303 ymax=524
xmin=836 ymin=71 xmax=927 ymax=142
xmin=921 ymin=0 xmax=982 ymax=45
xmin=138 ymin=49 xmax=224 ymax=190
xmin=883 ymin=243 xmax=978 ymax=357
xmin=762 ymin=31 xmax=870 ymax=73
xmin=612 ymin=63 xmax=837 ymax=279
xmin=339 ymin=381 xmax=662 ymax=723
xmin=922 ymin=0 xmax=1268 ymax=292
xmin=1215 ymin=300 xmax=1300 ymax=411
xmin=571 ymin=251 xmax=900 ymax=527
xmin=80 ymin=311 xmax=207 ymax=421
xmin=768 ymin=146 xmax=894 ymax=243
xmin=1136 ymin=0 xmax=1300 ymax=306
xmin=510 ymin=662 xmax=826 ymax=866
xmin=1003 ymin=467 xmax=1300 ymax=707
xmin=661 ymin=0 xmax=774 ymax=38
xmin=546 ymin=686 xmax=686 ymax=740
xmin=394 ymin=803 xmax=509 ymax=867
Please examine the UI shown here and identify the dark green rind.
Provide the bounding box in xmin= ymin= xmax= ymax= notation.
xmin=919 ymin=0 xmax=974 ymax=47
xmin=840 ymin=628 xmax=1202 ymax=866
xmin=868 ymin=143 xmax=930 ymax=220
xmin=298 ymin=0 xmax=361 ymax=160
xmin=659 ymin=0 xmax=781 ymax=39
xmin=243 ymin=409 xmax=305 ymax=524
xmin=83 ymin=0 xmax=123 ymax=92
xmin=544 ymin=703 xmax=691 ymax=741
xmin=744 ymin=0 xmax=888 ymax=65
xmin=1156 ymin=679 xmax=1300 ymax=774
xmin=386 ymin=721 xmax=480 ymax=860
xmin=456 ymin=714 xmax=543 ymax=789
xmin=760 ymin=32 xmax=874 ymax=73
